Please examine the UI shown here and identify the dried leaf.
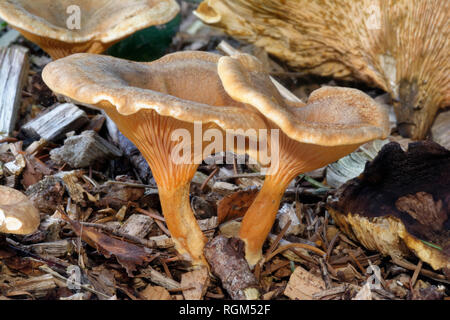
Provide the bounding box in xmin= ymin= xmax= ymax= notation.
xmin=284 ymin=266 xmax=326 ymax=300
xmin=217 ymin=188 xmax=258 ymax=224
xmin=63 ymin=215 xmax=153 ymax=276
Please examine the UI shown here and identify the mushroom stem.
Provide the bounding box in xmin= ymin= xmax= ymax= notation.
xmin=239 ymin=132 xmax=360 ymax=267
xmin=158 ymin=183 xmax=208 ymax=266
xmin=239 ymin=174 xmax=292 ymax=267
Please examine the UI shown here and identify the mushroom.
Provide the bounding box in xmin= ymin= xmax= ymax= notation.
xmin=0 ymin=0 xmax=180 ymax=59
xmin=195 ymin=0 xmax=449 ymax=139
xmin=327 ymin=141 xmax=449 ymax=274
xmin=0 ymin=185 xmax=40 ymax=235
xmin=41 ymin=51 xmax=269 ymax=266
xmin=217 ymin=54 xmax=390 ymax=266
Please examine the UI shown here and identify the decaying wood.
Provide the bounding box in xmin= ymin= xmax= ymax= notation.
xmin=0 ymin=45 xmax=29 ymax=138
xmin=50 ymin=130 xmax=122 ymax=168
xmin=204 ymin=235 xmax=260 ymax=300
xmin=284 ymin=266 xmax=326 ymax=300
xmin=21 ymin=103 xmax=89 ymax=142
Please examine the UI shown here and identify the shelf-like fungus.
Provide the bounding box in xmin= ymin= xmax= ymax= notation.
xmin=195 ymin=0 xmax=449 ymax=139
xmin=0 ymin=185 xmax=40 ymax=235
xmin=42 ymin=51 xmax=269 ymax=266
xmin=0 ymin=0 xmax=180 ymax=59
xmin=218 ymin=54 xmax=390 ymax=266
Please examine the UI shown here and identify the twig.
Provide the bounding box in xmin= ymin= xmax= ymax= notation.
xmin=135 ymin=207 xmax=166 ymax=222
xmin=391 ymin=257 xmax=448 ymax=283
xmin=200 ymin=166 xmax=219 ymax=191
xmin=319 ymin=258 xmax=332 ymax=289
xmin=265 ymin=243 xmax=326 ymax=262
xmin=216 ymin=172 xmax=266 ymax=180
xmin=411 ymin=260 xmax=423 ymax=288
xmin=313 ymin=284 xmax=349 ymax=299
xmin=326 ymin=231 xmax=340 ymax=261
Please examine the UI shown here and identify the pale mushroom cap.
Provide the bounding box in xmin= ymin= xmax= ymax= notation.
xmin=42 ymin=51 xmax=268 ymax=133
xmin=0 ymin=186 xmax=40 ymax=235
xmin=0 ymin=0 xmax=180 ymax=43
xmin=218 ymin=54 xmax=390 ymax=146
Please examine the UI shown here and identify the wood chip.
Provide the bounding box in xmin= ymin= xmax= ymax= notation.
xmin=118 ymin=214 xmax=154 ymax=238
xmin=284 ymin=266 xmax=326 ymax=300
xmin=180 ymin=267 xmax=209 ymax=300
xmin=140 ymin=285 xmax=172 ymax=300
xmin=21 ymin=103 xmax=88 ymax=142
xmin=0 ymin=45 xmax=29 ymax=138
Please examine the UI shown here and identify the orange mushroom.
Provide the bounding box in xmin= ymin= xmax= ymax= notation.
xmin=0 ymin=0 xmax=179 ymax=59
xmin=42 ymin=51 xmax=268 ymax=266
xmin=0 ymin=185 xmax=40 ymax=235
xmin=218 ymin=54 xmax=390 ymax=266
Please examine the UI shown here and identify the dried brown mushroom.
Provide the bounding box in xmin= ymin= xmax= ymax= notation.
xmin=0 ymin=0 xmax=180 ymax=59
xmin=0 ymin=185 xmax=40 ymax=235
xmin=217 ymin=54 xmax=390 ymax=266
xmin=42 ymin=51 xmax=268 ymax=266
xmin=195 ymin=0 xmax=450 ymax=139
xmin=328 ymin=141 xmax=449 ymax=274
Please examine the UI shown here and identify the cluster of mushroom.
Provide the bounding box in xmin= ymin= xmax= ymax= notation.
xmin=42 ymin=51 xmax=390 ymax=267
xmin=0 ymin=0 xmax=180 ymax=59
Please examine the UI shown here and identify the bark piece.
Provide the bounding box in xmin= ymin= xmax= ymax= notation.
xmin=25 ymin=176 xmax=65 ymax=214
xmin=50 ymin=130 xmax=122 ymax=168
xmin=118 ymin=214 xmax=153 ymax=239
xmin=7 ymin=274 xmax=56 ymax=299
xmin=204 ymin=235 xmax=259 ymax=300
xmin=284 ymin=266 xmax=326 ymax=300
xmin=0 ymin=45 xmax=28 ymax=138
xmin=21 ymin=103 xmax=89 ymax=142
xmin=180 ymin=267 xmax=209 ymax=300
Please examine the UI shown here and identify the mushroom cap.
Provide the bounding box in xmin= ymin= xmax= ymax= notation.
xmin=0 ymin=186 xmax=40 ymax=235
xmin=42 ymin=51 xmax=268 ymax=133
xmin=327 ymin=141 xmax=450 ymax=272
xmin=0 ymin=0 xmax=180 ymax=43
xmin=218 ymin=54 xmax=390 ymax=146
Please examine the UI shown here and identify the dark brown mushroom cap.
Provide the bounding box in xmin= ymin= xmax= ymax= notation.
xmin=0 ymin=0 xmax=179 ymax=43
xmin=218 ymin=54 xmax=390 ymax=146
xmin=0 ymin=186 xmax=40 ymax=235
xmin=327 ymin=141 xmax=450 ymax=271
xmin=42 ymin=51 xmax=267 ymax=133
